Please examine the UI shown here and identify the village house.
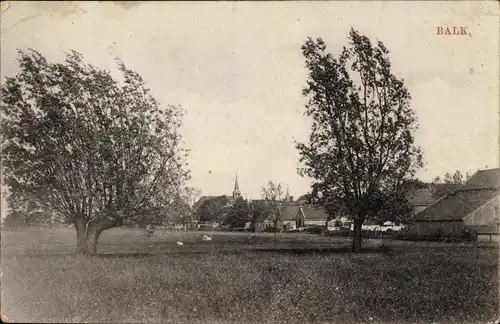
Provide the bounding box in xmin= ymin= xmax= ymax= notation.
xmin=408 ymin=168 xmax=500 ymax=241
xmin=247 ymin=187 xmax=330 ymax=231
xmin=280 ymin=202 xmax=330 ymax=230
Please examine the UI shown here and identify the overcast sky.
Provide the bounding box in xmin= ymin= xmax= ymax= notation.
xmin=1 ymin=1 xmax=499 ymax=214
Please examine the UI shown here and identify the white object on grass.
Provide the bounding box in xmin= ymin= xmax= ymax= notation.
xmin=202 ymin=235 xmax=212 ymax=241
xmin=176 ymin=241 xmax=184 ymax=246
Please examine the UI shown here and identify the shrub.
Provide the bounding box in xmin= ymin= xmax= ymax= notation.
xmin=263 ymin=227 xmax=281 ymax=233
xmin=306 ymin=225 xmax=325 ymax=235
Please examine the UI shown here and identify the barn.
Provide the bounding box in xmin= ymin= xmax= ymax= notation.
xmin=407 ymin=183 xmax=459 ymax=215
xmin=408 ymin=168 xmax=500 ymax=241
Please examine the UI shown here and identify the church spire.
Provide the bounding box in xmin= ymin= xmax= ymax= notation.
xmin=233 ymin=172 xmax=241 ymax=199
xmin=234 ymin=172 xmax=239 ymax=191
xmin=284 ymin=185 xmax=290 ymax=202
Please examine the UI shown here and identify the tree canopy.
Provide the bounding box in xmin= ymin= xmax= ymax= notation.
xmin=223 ymin=197 xmax=251 ymax=229
xmin=261 ymin=181 xmax=284 ymax=229
xmin=247 ymin=200 xmax=269 ymax=231
xmin=433 ymin=170 xmax=468 ymax=185
xmin=296 ymin=29 xmax=423 ymax=251
xmin=0 ymin=49 xmax=190 ymax=254
xmin=195 ymin=196 xmax=229 ymax=223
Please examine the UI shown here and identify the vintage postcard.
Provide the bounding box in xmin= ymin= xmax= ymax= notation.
xmin=1 ymin=1 xmax=499 ymax=323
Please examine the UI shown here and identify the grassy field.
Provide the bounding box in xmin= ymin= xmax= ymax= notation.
xmin=1 ymin=227 xmax=498 ymax=324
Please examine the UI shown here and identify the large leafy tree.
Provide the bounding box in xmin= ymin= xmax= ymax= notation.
xmin=1 ymin=49 xmax=190 ymax=254
xmin=2 ymin=211 xmax=27 ymax=228
xmin=296 ymin=29 xmax=423 ymax=251
xmin=3 ymin=187 xmax=54 ymax=227
xmin=224 ymin=197 xmax=251 ymax=229
xmin=195 ymin=196 xmax=229 ymax=223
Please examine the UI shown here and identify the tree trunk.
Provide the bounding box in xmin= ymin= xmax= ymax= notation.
xmin=352 ymin=219 xmax=363 ymax=252
xmin=85 ymin=222 xmax=103 ymax=256
xmin=84 ymin=218 xmax=117 ymax=255
xmin=74 ymin=217 xmax=87 ymax=254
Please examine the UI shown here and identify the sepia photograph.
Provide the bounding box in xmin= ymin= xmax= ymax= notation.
xmin=0 ymin=1 xmax=499 ymax=323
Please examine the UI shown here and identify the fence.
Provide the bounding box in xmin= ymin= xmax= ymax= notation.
xmin=325 ymin=228 xmax=487 ymax=243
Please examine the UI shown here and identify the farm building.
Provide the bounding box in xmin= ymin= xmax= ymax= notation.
xmin=280 ymin=203 xmax=329 ymax=230
xmin=407 ymin=183 xmax=460 ymax=215
xmin=251 ymin=199 xmax=330 ymax=231
xmin=408 ymin=168 xmax=500 ymax=240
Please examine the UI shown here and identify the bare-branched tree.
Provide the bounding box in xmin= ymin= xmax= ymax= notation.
xmin=261 ymin=181 xmax=284 ymax=232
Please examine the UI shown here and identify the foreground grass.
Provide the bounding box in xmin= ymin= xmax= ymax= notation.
xmin=1 ymin=228 xmax=498 ymax=323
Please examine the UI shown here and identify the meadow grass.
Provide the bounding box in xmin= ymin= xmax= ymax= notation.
xmin=1 ymin=227 xmax=498 ymax=324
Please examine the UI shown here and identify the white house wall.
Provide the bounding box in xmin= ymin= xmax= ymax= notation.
xmin=283 ymin=220 xmax=297 ymax=229
xmin=304 ymin=220 xmax=326 ymax=226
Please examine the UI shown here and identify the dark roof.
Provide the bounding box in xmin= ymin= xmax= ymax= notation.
xmin=302 ymin=205 xmax=329 ymax=221
xmin=193 ymin=196 xmax=216 ymax=210
xmin=408 ymin=188 xmax=434 ymax=205
xmin=433 ymin=183 xmax=461 ymax=199
xmin=407 ymin=184 xmax=460 ymax=206
xmin=281 ymin=204 xmax=300 ymax=221
xmin=461 ymin=168 xmax=500 ymax=190
xmin=193 ymin=195 xmax=232 ymax=210
xmin=413 ymin=188 xmax=498 ymax=221
xmin=251 ymin=200 xmax=328 ymax=222
xmin=280 ymin=203 xmax=328 ymax=221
